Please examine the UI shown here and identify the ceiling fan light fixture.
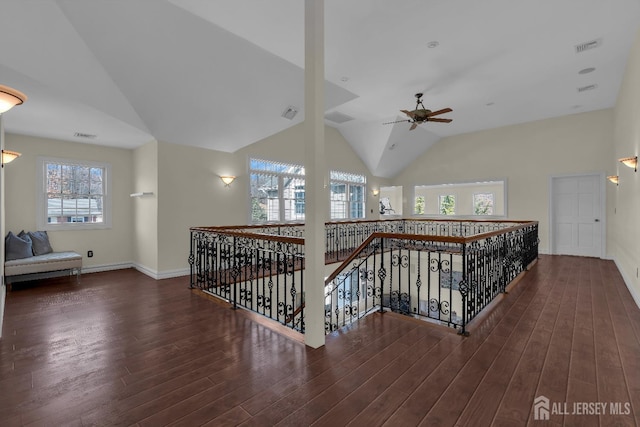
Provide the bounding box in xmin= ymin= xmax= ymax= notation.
xmin=0 ymin=84 xmax=28 ymax=114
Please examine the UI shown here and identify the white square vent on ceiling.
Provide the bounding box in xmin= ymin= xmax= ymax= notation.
xmin=281 ymin=106 xmax=298 ymax=120
xmin=575 ymin=38 xmax=602 ymax=54
xmin=324 ymin=111 xmax=354 ymax=124
xmin=577 ymin=84 xmax=598 ymax=93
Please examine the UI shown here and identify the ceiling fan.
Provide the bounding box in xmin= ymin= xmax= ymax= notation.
xmin=384 ymin=93 xmax=453 ymax=130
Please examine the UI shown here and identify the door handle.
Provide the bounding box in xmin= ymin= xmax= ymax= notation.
xmin=595 ymin=219 xmax=600 ymax=222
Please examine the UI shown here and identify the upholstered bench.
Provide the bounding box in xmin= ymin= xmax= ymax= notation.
xmin=5 ymin=251 xmax=82 ymax=290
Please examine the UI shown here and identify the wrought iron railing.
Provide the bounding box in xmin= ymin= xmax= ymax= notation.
xmin=189 ymin=219 xmax=538 ymax=336
xmin=324 ymin=221 xmax=539 ymax=335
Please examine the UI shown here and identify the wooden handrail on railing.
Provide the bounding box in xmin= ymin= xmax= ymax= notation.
xmin=189 ymin=219 xmax=539 ymax=335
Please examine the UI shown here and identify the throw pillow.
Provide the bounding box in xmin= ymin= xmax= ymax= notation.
xmin=5 ymin=231 xmax=34 ymax=261
xmin=28 ymin=230 xmax=54 ymax=256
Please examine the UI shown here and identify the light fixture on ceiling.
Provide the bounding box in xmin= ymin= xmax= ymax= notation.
xmin=619 ymin=156 xmax=637 ymax=172
xmin=1 ymin=149 xmax=21 ymax=167
xmin=281 ymin=106 xmax=298 ymax=120
xmin=0 ymin=84 xmax=28 ymax=114
xmin=427 ymin=41 xmax=439 ymax=48
xmin=607 ymin=175 xmax=619 ymax=185
xmin=578 ymin=67 xmax=596 ymax=75
xmin=220 ymin=175 xmax=236 ymax=187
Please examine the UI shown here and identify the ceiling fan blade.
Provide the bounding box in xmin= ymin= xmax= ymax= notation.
xmin=401 ymin=109 xmax=416 ymax=119
xmin=426 ymin=108 xmax=453 ymax=117
xmin=427 ymin=117 xmax=452 ymax=123
xmin=409 ymin=123 xmax=418 ymax=131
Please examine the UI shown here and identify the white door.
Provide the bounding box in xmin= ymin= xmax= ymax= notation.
xmin=551 ymin=174 xmax=603 ymax=257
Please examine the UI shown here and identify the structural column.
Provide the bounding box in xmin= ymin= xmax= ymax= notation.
xmin=303 ymin=0 xmax=326 ymax=348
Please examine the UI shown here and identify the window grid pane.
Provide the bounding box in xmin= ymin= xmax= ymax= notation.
xmin=330 ymin=171 xmax=367 ymax=220
xmin=45 ymin=161 xmax=106 ymax=225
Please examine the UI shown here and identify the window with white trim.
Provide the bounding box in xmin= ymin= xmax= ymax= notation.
xmin=330 ymin=171 xmax=366 ymax=220
xmin=37 ymin=157 xmax=111 ymax=230
xmin=473 ymin=192 xmax=494 ymax=215
xmin=250 ymin=158 xmax=305 ymax=223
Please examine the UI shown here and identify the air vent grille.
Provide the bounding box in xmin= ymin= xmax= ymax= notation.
xmin=324 ymin=111 xmax=354 ymax=124
xmin=74 ymin=132 xmax=97 ymax=139
xmin=575 ymin=38 xmax=602 ymax=53
xmin=577 ymin=84 xmax=598 ymax=93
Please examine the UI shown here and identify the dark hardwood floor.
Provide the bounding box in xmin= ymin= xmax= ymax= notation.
xmin=1 ymin=255 xmax=639 ymax=426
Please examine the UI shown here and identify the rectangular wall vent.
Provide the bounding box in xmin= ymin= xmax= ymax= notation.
xmin=324 ymin=111 xmax=355 ymax=124
xmin=577 ymin=84 xmax=598 ymax=93
xmin=575 ymin=38 xmax=602 ymax=53
xmin=73 ymin=132 xmax=97 ymax=139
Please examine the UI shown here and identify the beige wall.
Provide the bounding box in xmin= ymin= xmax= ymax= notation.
xmin=132 ymin=141 xmax=159 ymax=273
xmin=4 ymin=134 xmax=134 ymax=270
xmin=156 ymin=141 xmax=243 ymax=273
xmin=611 ymin=28 xmax=640 ymax=305
xmin=393 ymin=109 xmax=613 ymax=253
xmin=155 ymin=124 xmax=389 ymax=273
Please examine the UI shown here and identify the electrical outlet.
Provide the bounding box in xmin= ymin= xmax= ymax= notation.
xmin=87 ymin=250 xmax=93 ymax=258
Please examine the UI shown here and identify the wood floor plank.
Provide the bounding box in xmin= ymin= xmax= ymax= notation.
xmin=0 ymin=257 xmax=639 ymax=426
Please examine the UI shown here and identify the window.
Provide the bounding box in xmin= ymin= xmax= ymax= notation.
xmin=38 ymin=157 xmax=111 ymax=230
xmin=414 ymin=180 xmax=506 ymax=217
xmin=330 ymin=171 xmax=366 ymax=220
xmin=414 ymin=196 xmax=425 ymax=214
xmin=250 ymin=158 xmax=305 ymax=223
xmin=439 ymin=195 xmax=456 ymax=215
xmin=473 ymin=193 xmax=494 ymax=215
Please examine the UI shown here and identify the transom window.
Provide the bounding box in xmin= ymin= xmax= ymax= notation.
xmin=37 ymin=157 xmax=111 ymax=230
xmin=330 ymin=171 xmax=366 ymax=220
xmin=414 ymin=180 xmax=506 ymax=217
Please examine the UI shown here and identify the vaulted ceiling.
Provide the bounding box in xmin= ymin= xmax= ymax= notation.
xmin=1 ymin=0 xmax=639 ymax=177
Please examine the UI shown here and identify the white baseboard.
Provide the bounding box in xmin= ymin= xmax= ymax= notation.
xmin=132 ymin=263 xmax=189 ymax=280
xmin=614 ymin=258 xmax=640 ymax=311
xmin=81 ymin=262 xmax=188 ymax=281
xmin=82 ymin=262 xmax=134 ymax=274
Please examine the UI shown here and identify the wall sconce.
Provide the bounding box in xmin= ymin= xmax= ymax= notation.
xmin=1 ymin=149 xmax=21 ymax=167
xmin=220 ymin=175 xmax=236 ymax=187
xmin=619 ymin=156 xmax=637 ymax=172
xmin=607 ymin=175 xmax=619 ymax=185
xmin=372 ymin=189 xmax=380 ymax=196
xmin=0 ymin=84 xmax=28 ymax=114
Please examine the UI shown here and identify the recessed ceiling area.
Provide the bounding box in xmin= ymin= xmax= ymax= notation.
xmin=0 ymin=0 xmax=638 ymax=178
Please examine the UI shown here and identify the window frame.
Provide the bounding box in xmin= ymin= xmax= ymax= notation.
xmin=329 ymin=170 xmax=366 ymax=221
xmin=413 ymin=180 xmax=507 ymax=218
xmin=37 ymin=156 xmax=112 ymax=231
xmin=473 ymin=192 xmax=495 ymax=215
xmin=249 ymin=158 xmax=306 ymax=224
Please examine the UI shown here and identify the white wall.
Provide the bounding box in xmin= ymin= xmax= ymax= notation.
xmin=611 ymin=28 xmax=640 ymax=307
xmin=393 ymin=109 xmax=613 ymax=254
xmin=4 ymin=134 xmax=134 ymax=270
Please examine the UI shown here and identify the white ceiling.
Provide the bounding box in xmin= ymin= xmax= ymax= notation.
xmin=1 ymin=0 xmax=639 ymax=178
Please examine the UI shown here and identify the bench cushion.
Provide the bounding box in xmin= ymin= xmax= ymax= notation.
xmin=5 ymin=251 xmax=82 ymax=277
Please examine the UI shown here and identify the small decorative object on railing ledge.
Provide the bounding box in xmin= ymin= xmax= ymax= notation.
xmin=189 ymin=218 xmax=539 ymax=337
